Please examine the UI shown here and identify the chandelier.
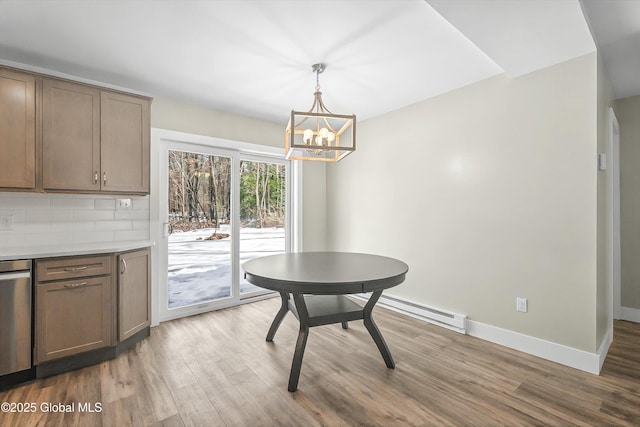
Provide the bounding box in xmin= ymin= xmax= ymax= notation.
xmin=285 ymin=63 xmax=356 ymax=162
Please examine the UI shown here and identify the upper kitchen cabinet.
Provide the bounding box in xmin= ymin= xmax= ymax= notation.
xmin=42 ymin=80 xmax=150 ymax=195
xmin=100 ymin=92 xmax=150 ymax=194
xmin=42 ymin=78 xmax=101 ymax=192
xmin=0 ymin=68 xmax=36 ymax=189
xmin=0 ymin=66 xmax=151 ymax=195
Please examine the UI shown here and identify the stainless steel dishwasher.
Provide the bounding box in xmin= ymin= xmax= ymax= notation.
xmin=0 ymin=260 xmax=32 ymax=377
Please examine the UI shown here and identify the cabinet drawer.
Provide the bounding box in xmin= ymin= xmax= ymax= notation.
xmin=36 ymin=255 xmax=111 ymax=282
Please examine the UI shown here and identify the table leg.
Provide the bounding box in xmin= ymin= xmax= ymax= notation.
xmin=266 ymin=292 xmax=289 ymax=342
xmin=288 ymin=293 xmax=310 ymax=392
xmin=363 ymin=290 xmax=395 ymax=369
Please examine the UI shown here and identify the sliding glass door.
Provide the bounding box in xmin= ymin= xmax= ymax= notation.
xmin=158 ymin=138 xmax=292 ymax=321
xmin=239 ymin=158 xmax=287 ymax=297
xmin=167 ymin=150 xmax=232 ymax=308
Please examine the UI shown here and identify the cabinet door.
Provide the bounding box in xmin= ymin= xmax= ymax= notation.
xmin=42 ymin=78 xmax=100 ymax=191
xmin=0 ymin=68 xmax=36 ymax=189
xmin=101 ymin=91 xmax=150 ymax=194
xmin=118 ymin=248 xmax=150 ymax=341
xmin=35 ymin=276 xmax=112 ymax=363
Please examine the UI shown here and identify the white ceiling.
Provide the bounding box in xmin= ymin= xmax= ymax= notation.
xmin=581 ymin=0 xmax=640 ymax=100
xmin=0 ymin=0 xmax=629 ymax=125
xmin=428 ymin=0 xmax=595 ymax=77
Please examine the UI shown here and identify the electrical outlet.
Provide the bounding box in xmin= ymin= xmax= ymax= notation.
xmin=0 ymin=214 xmax=13 ymax=231
xmin=516 ymin=297 xmax=528 ymax=313
xmin=117 ymin=199 xmax=131 ymax=209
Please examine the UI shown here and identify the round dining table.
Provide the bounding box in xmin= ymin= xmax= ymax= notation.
xmin=243 ymin=252 xmax=409 ymax=391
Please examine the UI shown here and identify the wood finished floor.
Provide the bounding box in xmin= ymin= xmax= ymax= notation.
xmin=1 ymin=297 xmax=639 ymax=426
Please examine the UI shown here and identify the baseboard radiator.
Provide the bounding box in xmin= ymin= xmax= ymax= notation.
xmin=357 ymin=294 xmax=467 ymax=334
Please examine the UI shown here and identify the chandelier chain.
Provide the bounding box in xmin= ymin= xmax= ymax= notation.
xmin=312 ymin=63 xmax=325 ymax=92
xmin=315 ymin=68 xmax=321 ymax=91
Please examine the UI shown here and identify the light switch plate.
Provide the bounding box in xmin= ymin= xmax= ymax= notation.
xmin=598 ymin=153 xmax=607 ymax=171
xmin=0 ymin=214 xmax=14 ymax=231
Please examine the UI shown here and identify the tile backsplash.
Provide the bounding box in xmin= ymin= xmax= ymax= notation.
xmin=0 ymin=192 xmax=150 ymax=248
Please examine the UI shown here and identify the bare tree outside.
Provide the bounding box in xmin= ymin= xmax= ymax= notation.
xmin=168 ymin=151 xmax=232 ymax=237
xmin=168 ymin=152 xmax=285 ymax=234
xmin=240 ymin=160 xmax=286 ymax=229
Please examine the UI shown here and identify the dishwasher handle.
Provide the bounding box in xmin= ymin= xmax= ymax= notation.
xmin=0 ymin=271 xmax=31 ymax=281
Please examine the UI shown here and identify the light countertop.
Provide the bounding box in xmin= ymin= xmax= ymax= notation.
xmin=0 ymin=241 xmax=155 ymax=261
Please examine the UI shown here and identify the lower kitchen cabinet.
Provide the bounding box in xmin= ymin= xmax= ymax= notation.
xmin=32 ymin=248 xmax=151 ymax=378
xmin=35 ymin=275 xmax=112 ymax=363
xmin=117 ymin=248 xmax=151 ymax=342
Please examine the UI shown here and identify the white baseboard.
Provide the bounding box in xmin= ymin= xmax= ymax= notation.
xmin=619 ymin=306 xmax=640 ymax=323
xmin=374 ymin=295 xmax=609 ymax=375
xmin=597 ymin=327 xmax=614 ymax=373
xmin=465 ymin=320 xmax=606 ymax=375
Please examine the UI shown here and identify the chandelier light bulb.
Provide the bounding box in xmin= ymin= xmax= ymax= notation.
xmin=303 ymin=129 xmax=313 ymax=143
xmin=319 ymin=127 xmax=329 ymax=138
xmin=327 ymin=132 xmax=335 ymax=143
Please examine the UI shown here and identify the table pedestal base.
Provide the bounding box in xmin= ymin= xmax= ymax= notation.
xmin=266 ymin=291 xmax=395 ymax=392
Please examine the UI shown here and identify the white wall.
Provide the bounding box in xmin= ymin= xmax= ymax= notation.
xmin=152 ymin=97 xmax=280 ymax=148
xmin=300 ymin=162 xmax=326 ymax=251
xmin=326 ymin=53 xmax=599 ymax=352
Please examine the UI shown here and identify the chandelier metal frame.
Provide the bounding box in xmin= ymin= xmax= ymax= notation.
xmin=285 ymin=63 xmax=356 ymax=162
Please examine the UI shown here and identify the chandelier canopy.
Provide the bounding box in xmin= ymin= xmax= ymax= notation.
xmin=285 ymin=63 xmax=356 ymax=162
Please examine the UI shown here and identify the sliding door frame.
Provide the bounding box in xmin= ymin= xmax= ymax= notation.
xmin=151 ymin=129 xmax=300 ymax=324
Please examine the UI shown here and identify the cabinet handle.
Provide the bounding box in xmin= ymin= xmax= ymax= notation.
xmin=64 ymin=266 xmax=88 ymax=272
xmin=121 ymin=258 xmax=127 ymax=275
xmin=103 ymin=172 xmax=107 ymax=186
xmin=94 ymin=171 xmax=99 ymax=184
xmin=64 ymin=282 xmax=88 ymax=288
